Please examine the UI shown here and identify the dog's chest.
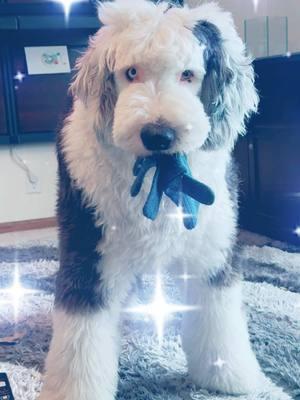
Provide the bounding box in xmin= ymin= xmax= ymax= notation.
xmin=64 ymin=133 xmax=230 ymax=269
xmin=94 ymin=172 xmax=191 ymax=268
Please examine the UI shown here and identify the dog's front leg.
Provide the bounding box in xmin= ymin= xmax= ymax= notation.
xmin=181 ymin=274 xmax=264 ymax=395
xmin=38 ymin=223 xmax=123 ymax=400
xmin=39 ymin=303 xmax=119 ymax=400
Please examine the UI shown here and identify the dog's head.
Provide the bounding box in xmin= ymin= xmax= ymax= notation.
xmin=70 ymin=0 xmax=258 ymax=156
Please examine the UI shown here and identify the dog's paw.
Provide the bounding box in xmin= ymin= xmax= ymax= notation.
xmin=187 ymin=351 xmax=265 ymax=395
xmin=38 ymin=388 xmax=116 ymax=400
xmin=37 ymin=391 xmax=55 ymax=400
xmin=37 ymin=389 xmax=69 ymax=400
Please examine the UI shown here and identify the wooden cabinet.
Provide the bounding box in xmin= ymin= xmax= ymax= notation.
xmin=0 ymin=63 xmax=7 ymax=135
xmin=234 ymin=53 xmax=300 ymax=244
xmin=12 ymin=47 xmax=84 ymax=134
xmin=0 ymin=1 xmax=99 ymax=144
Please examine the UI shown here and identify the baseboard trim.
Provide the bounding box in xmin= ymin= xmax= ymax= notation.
xmin=0 ymin=217 xmax=57 ymax=234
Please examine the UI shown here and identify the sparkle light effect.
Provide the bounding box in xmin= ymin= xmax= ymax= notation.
xmin=54 ymin=0 xmax=81 ymax=20
xmin=294 ymin=226 xmax=300 ymax=237
xmin=213 ymin=357 xmax=227 ymax=368
xmin=294 ymin=301 xmax=300 ymax=309
xmin=0 ymin=265 xmax=38 ymax=322
xmin=14 ymin=71 xmax=26 ymax=83
xmin=179 ymin=273 xmax=195 ymax=281
xmin=125 ymin=273 xmax=198 ymax=345
xmin=167 ymin=205 xmax=193 ymax=227
xmin=185 ymin=123 xmax=193 ymax=132
xmin=253 ymin=0 xmax=259 ymax=12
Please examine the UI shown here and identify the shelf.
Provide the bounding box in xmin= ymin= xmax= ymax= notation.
xmin=0 ymin=16 xmax=18 ymax=30
xmin=0 ymin=2 xmax=96 ymax=16
xmin=0 ymin=132 xmax=55 ymax=145
xmin=0 ymin=15 xmax=100 ymax=31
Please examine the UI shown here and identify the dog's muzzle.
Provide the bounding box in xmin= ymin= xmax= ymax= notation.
xmin=141 ymin=123 xmax=175 ymax=151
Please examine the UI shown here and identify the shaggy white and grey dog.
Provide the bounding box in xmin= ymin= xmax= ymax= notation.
xmin=39 ymin=1 xmax=264 ymax=399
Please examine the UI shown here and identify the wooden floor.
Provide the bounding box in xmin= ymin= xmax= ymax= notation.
xmin=0 ymin=217 xmax=56 ymax=235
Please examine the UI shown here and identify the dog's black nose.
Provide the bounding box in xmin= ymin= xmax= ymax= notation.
xmin=141 ymin=123 xmax=175 ymax=151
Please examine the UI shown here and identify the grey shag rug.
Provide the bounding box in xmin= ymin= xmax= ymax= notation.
xmin=0 ymin=231 xmax=299 ymax=400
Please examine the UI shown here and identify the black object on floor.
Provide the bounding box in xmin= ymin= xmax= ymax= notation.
xmin=0 ymin=373 xmax=14 ymax=400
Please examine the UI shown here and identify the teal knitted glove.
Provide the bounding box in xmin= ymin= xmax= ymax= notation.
xmin=130 ymin=153 xmax=215 ymax=229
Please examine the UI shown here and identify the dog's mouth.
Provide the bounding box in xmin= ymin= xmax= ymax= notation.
xmin=131 ymin=152 xmax=215 ymax=229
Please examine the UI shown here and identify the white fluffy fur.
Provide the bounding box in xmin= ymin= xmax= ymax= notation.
xmin=39 ymin=1 xmax=263 ymax=399
xmin=39 ymin=307 xmax=120 ymax=400
xmin=182 ymin=282 xmax=264 ymax=394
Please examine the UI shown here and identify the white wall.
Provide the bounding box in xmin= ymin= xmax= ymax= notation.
xmin=217 ymin=0 xmax=300 ymax=54
xmin=0 ymin=144 xmax=57 ymax=223
xmin=1 ymin=0 xmax=299 ymax=224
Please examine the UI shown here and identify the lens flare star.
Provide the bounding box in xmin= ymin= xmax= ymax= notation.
xmin=167 ymin=206 xmax=193 ymax=226
xmin=14 ymin=71 xmax=26 ymax=83
xmin=294 ymin=226 xmax=300 ymax=237
xmin=253 ymin=0 xmax=259 ymax=12
xmin=0 ymin=266 xmax=38 ymax=321
xmin=54 ymin=0 xmax=82 ymax=20
xmin=179 ymin=273 xmax=195 ymax=281
xmin=125 ymin=274 xmax=198 ymax=345
xmin=294 ymin=301 xmax=300 ymax=309
xmin=213 ymin=357 xmax=227 ymax=368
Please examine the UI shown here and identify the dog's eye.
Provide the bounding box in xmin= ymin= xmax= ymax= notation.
xmin=180 ymin=70 xmax=194 ymax=82
xmin=126 ymin=67 xmax=138 ymax=82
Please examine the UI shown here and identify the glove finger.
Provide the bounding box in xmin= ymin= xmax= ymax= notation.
xmin=143 ymin=168 xmax=163 ymax=220
xmin=182 ymin=175 xmax=215 ymax=205
xmin=131 ymin=158 xmax=157 ymax=196
xmin=164 ymin=178 xmax=181 ymax=206
xmin=180 ymin=196 xmax=199 ymax=230
xmin=133 ymin=157 xmax=157 ymax=176
xmin=131 ymin=173 xmax=146 ymax=197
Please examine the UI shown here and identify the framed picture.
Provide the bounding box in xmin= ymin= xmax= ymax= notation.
xmin=24 ymin=46 xmax=71 ymax=75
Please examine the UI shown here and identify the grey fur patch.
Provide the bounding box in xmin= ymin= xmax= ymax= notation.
xmin=225 ymin=156 xmax=239 ymax=217
xmin=208 ymin=244 xmax=241 ymax=288
xmin=208 ymin=157 xmax=240 ymax=288
xmin=193 ymin=20 xmax=233 ymax=150
xmin=99 ymin=66 xmax=117 ymax=130
xmin=55 ymin=134 xmax=108 ymax=314
xmin=152 ymin=0 xmax=183 ymax=6
xmin=208 ymin=262 xmax=241 ymax=288
xmin=70 ymin=49 xmax=117 ymax=130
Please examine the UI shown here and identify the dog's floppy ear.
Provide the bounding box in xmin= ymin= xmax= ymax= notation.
xmin=190 ymin=3 xmax=259 ymax=150
xmin=70 ymin=34 xmax=117 ymax=131
xmin=70 ymin=45 xmax=100 ymax=103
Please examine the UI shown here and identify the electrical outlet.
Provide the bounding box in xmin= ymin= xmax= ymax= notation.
xmin=26 ymin=176 xmax=41 ymax=194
